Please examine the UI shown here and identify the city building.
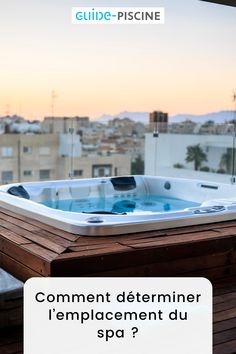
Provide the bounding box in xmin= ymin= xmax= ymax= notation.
xmin=42 ymin=116 xmax=90 ymax=134
xmin=168 ymin=120 xmax=198 ymax=135
xmin=0 ymin=134 xmax=130 ymax=184
xmin=0 ymin=115 xmax=31 ymax=134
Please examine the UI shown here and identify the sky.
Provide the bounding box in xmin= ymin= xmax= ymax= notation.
xmin=0 ymin=0 xmax=236 ymax=120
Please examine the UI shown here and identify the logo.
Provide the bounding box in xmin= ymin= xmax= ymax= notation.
xmin=72 ymin=7 xmax=165 ymax=25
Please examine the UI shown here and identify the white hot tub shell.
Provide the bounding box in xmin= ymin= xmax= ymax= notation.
xmin=0 ymin=175 xmax=236 ymax=236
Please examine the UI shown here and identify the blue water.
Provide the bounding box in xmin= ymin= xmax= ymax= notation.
xmin=40 ymin=195 xmax=200 ymax=214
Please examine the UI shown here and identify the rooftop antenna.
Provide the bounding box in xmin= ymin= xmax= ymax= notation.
xmin=231 ymin=91 xmax=236 ymax=184
xmin=51 ymin=90 xmax=58 ymax=117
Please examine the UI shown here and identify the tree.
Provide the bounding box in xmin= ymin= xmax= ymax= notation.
xmin=185 ymin=144 xmax=207 ymax=171
xmin=131 ymin=155 xmax=144 ymax=175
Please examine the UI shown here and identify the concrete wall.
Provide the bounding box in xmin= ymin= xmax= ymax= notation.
xmin=59 ymin=134 xmax=81 ymax=157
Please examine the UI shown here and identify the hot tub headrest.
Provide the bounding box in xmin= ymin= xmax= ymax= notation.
xmin=110 ymin=176 xmax=136 ymax=191
xmin=7 ymin=185 xmax=30 ymax=200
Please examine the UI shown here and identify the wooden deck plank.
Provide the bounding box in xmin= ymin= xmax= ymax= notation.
xmin=0 ymin=238 xmax=52 ymax=276
xmin=0 ymin=253 xmax=46 ymax=280
xmin=214 ymin=298 xmax=236 ymax=313
xmin=120 ymin=230 xmax=233 ymax=249
xmin=0 ymin=213 xmax=40 ymax=232
xmin=214 ymin=292 xmax=236 ymax=305
xmin=0 ymin=253 xmax=44 ymax=281
xmin=214 ymin=307 xmax=236 ymax=323
xmin=214 ymin=327 xmax=236 ymax=346
xmin=21 ymin=244 xmax=58 ymax=262
xmin=67 ymin=243 xmax=121 ymax=252
xmin=68 ymin=242 xmax=132 ymax=253
xmin=33 ymin=229 xmax=75 ymax=248
xmin=213 ymin=339 xmax=236 ymax=354
xmin=0 ymin=209 xmax=76 ymax=250
xmin=214 ymin=318 xmax=236 ymax=334
xmin=0 ymin=227 xmax=31 ymax=245
xmin=0 ymin=207 xmax=78 ymax=241
xmin=213 ymin=226 xmax=236 ymax=236
xmin=0 ymin=216 xmax=66 ymax=254
xmin=85 ymin=251 xmax=235 ymax=277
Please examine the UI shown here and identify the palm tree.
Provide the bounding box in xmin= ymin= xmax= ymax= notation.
xmin=185 ymin=144 xmax=207 ymax=171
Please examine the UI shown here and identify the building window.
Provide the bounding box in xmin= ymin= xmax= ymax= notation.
xmin=39 ymin=169 xmax=50 ymax=180
xmin=73 ymin=170 xmax=83 ymax=177
xmin=23 ymin=146 xmax=32 ymax=154
xmin=2 ymin=171 xmax=13 ymax=184
xmin=114 ymin=167 xmax=118 ymax=176
xmin=39 ymin=147 xmax=50 ymax=156
xmin=23 ymin=170 xmax=32 ymax=177
xmin=92 ymin=165 xmax=112 ymax=178
xmin=1 ymin=147 xmax=13 ymax=157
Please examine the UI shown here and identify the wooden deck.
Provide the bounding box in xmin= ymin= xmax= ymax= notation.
xmin=1 ymin=206 xmax=236 ymax=352
xmin=214 ymin=278 xmax=236 ymax=353
xmin=1 ymin=206 xmax=236 ymax=280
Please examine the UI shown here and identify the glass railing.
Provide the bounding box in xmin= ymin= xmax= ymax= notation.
xmin=145 ymin=122 xmax=236 ymax=184
xmin=0 ymin=117 xmax=236 ymax=186
xmin=0 ymin=116 xmax=135 ymax=185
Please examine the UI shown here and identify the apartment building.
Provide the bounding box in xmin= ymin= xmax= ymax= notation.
xmin=59 ymin=154 xmax=131 ymax=179
xmin=42 ymin=116 xmax=90 ymax=134
xmin=0 ymin=134 xmax=130 ymax=185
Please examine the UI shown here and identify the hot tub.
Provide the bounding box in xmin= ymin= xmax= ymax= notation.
xmin=0 ymin=175 xmax=236 ymax=236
